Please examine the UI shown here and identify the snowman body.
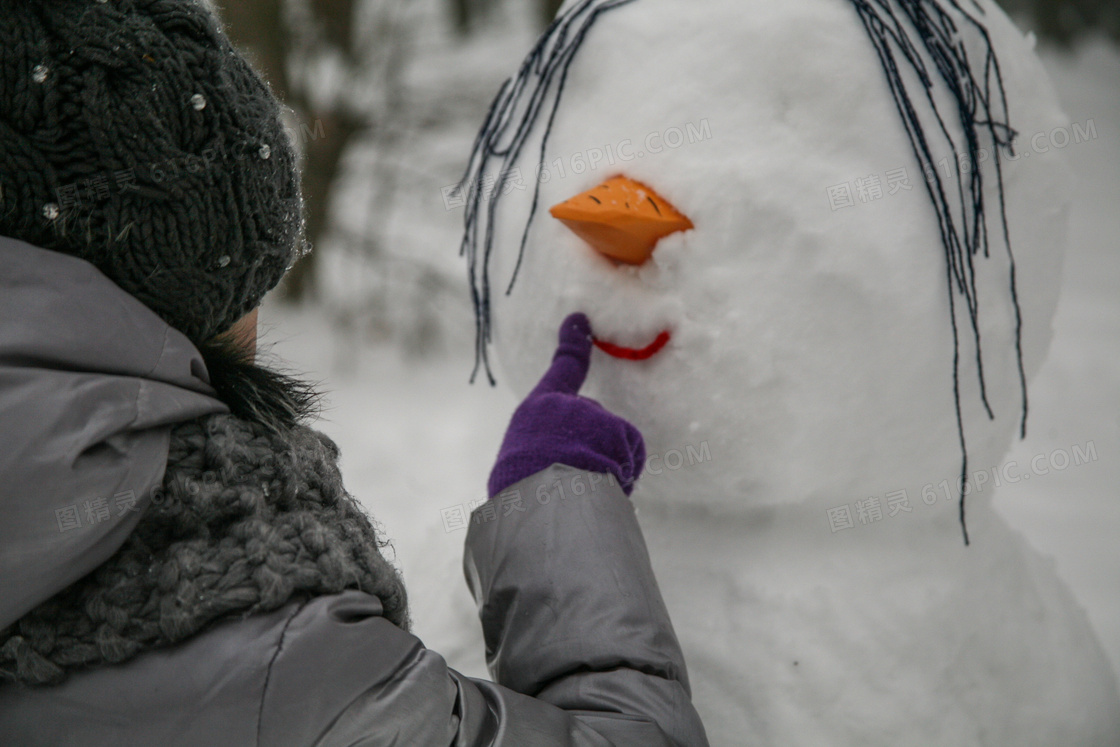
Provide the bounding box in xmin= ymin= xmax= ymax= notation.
xmin=634 ymin=490 xmax=1120 ymax=745
xmin=467 ymin=0 xmax=1120 ymax=743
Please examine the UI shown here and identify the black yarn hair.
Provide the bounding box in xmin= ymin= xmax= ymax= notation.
xmin=458 ymin=0 xmax=638 ymax=386
xmin=461 ymin=0 xmax=1027 ymax=545
xmin=847 ymin=0 xmax=1024 ymax=545
xmin=197 ymin=334 xmax=324 ymax=436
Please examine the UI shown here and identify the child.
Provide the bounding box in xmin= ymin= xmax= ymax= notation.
xmin=0 ymin=2 xmax=707 ymax=745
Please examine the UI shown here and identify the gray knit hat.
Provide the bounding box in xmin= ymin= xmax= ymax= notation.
xmin=0 ymin=0 xmax=305 ymax=344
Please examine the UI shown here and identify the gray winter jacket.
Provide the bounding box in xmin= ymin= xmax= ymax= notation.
xmin=0 ymin=237 xmax=708 ymax=746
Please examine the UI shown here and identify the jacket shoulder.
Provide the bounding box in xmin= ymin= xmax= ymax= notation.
xmin=257 ymin=591 xmax=461 ymax=746
xmin=0 ymin=597 xmax=293 ymax=746
xmin=260 ymin=591 xmax=676 ymax=747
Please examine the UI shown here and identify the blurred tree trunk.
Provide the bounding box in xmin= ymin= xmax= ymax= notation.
xmin=449 ymin=0 xmax=560 ymax=36
xmin=220 ymin=2 xmax=287 ymax=95
xmin=450 ymin=0 xmax=473 ymax=33
xmin=540 ymin=0 xmax=563 ymax=27
xmin=450 ymin=0 xmax=495 ymax=34
xmin=452 ymin=0 xmax=552 ymax=35
xmin=996 ymin=0 xmax=1120 ymax=45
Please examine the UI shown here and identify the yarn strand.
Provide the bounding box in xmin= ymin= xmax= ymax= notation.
xmin=458 ymin=0 xmax=638 ymax=385
xmin=847 ymin=0 xmax=1023 ymax=545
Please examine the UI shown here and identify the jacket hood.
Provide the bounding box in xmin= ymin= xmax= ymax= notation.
xmin=0 ymin=236 xmax=228 ymax=631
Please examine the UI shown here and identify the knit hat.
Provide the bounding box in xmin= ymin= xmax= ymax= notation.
xmin=0 ymin=0 xmax=305 ymax=344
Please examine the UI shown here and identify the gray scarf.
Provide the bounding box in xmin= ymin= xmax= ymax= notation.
xmin=0 ymin=412 xmax=410 ymax=686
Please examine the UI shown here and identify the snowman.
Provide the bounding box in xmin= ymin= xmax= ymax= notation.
xmin=457 ymin=0 xmax=1120 ymax=744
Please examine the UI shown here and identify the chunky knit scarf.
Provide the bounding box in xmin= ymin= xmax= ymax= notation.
xmin=0 ymin=412 xmax=409 ymax=686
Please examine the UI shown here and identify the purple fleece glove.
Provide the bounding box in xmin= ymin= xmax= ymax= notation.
xmin=488 ymin=313 xmax=647 ymax=498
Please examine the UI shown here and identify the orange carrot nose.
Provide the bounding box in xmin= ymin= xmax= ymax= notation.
xmin=549 ymin=175 xmax=693 ymax=265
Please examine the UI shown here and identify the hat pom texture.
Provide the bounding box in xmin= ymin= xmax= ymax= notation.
xmin=0 ymin=0 xmax=304 ymax=343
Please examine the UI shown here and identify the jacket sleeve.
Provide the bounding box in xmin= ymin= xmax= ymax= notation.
xmin=460 ymin=463 xmax=709 ymax=746
xmin=256 ymin=465 xmax=707 ymax=746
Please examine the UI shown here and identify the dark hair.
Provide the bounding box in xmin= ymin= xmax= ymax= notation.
xmin=196 ymin=333 xmax=324 ymax=435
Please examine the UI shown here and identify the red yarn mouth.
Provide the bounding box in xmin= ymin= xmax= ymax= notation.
xmin=592 ymin=330 xmax=671 ymax=361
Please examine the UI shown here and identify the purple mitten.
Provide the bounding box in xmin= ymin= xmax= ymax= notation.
xmin=488 ymin=313 xmax=646 ymax=498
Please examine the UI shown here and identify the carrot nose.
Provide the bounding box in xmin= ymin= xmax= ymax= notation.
xmin=548 ymin=175 xmax=693 ymax=265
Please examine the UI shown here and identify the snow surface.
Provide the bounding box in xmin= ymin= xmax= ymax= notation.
xmin=260 ymin=11 xmax=1120 ymax=746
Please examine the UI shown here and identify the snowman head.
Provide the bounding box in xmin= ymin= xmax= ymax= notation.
xmin=461 ymin=0 xmax=1071 ymax=532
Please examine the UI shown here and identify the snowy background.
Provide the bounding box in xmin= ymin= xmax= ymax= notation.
xmin=257 ymin=8 xmax=1120 ymax=687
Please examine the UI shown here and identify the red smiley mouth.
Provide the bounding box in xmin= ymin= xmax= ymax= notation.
xmin=592 ymin=330 xmax=672 ymax=361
